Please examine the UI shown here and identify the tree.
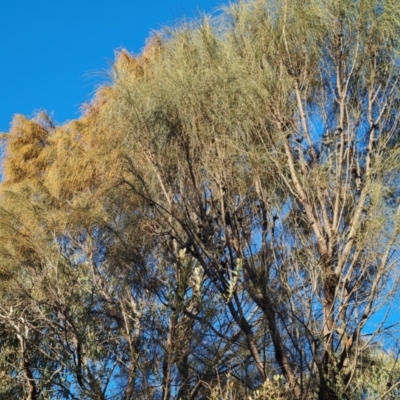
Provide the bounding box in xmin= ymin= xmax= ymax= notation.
xmin=1 ymin=0 xmax=400 ymax=399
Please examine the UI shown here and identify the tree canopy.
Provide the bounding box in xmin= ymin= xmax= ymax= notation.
xmin=1 ymin=0 xmax=400 ymax=399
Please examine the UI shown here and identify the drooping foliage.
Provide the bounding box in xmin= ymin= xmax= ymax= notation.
xmin=1 ymin=1 xmax=400 ymax=399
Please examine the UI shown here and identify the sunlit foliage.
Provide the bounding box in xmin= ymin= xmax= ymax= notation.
xmin=1 ymin=0 xmax=400 ymax=399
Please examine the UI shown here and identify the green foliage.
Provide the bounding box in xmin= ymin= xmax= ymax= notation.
xmin=1 ymin=0 xmax=400 ymax=399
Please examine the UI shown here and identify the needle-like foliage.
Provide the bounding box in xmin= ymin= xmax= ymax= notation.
xmin=1 ymin=0 xmax=400 ymax=399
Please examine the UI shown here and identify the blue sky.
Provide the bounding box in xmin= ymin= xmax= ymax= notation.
xmin=0 ymin=0 xmax=222 ymax=132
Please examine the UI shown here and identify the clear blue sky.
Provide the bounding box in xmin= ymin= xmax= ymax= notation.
xmin=0 ymin=0 xmax=222 ymax=132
